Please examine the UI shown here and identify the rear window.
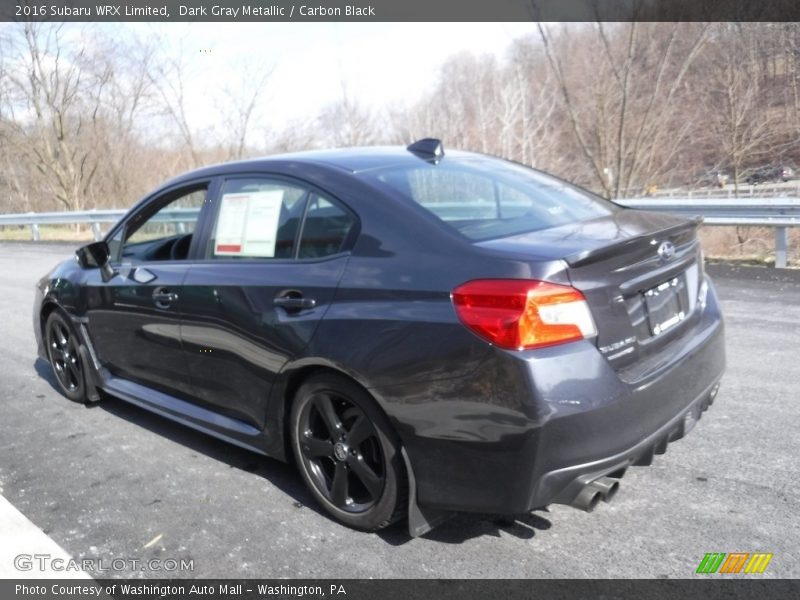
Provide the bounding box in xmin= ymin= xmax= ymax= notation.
xmin=363 ymin=158 xmax=616 ymax=241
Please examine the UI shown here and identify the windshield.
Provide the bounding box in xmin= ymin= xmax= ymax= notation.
xmin=362 ymin=157 xmax=617 ymax=241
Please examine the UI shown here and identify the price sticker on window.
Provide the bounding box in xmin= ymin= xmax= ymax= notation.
xmin=214 ymin=191 xmax=284 ymax=257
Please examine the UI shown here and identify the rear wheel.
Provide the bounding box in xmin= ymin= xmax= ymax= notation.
xmin=290 ymin=373 xmax=406 ymax=531
xmin=44 ymin=311 xmax=87 ymax=403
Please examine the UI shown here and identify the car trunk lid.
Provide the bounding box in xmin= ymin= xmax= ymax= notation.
xmin=476 ymin=209 xmax=704 ymax=370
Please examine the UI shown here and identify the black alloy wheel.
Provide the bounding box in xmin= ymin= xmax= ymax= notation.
xmin=45 ymin=311 xmax=87 ymax=402
xmin=291 ymin=373 xmax=406 ymax=531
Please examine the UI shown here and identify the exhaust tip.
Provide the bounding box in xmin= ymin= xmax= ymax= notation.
xmin=566 ymin=476 xmax=623 ymax=512
xmin=709 ymin=383 xmax=720 ymax=403
xmin=571 ymin=485 xmax=603 ymax=512
xmin=594 ymin=477 xmax=620 ymax=502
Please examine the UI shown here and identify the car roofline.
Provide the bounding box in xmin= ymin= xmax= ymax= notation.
xmin=161 ymin=146 xmax=486 ymax=183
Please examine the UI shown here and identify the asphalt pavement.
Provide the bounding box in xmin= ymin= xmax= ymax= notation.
xmin=0 ymin=242 xmax=798 ymax=579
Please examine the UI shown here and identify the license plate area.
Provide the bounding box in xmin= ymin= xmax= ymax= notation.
xmin=643 ymin=276 xmax=686 ymax=336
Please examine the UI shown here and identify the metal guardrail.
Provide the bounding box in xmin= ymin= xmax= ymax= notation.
xmin=0 ymin=208 xmax=197 ymax=243
xmin=0 ymin=199 xmax=797 ymax=266
xmin=617 ymin=198 xmax=799 ymax=267
xmin=652 ymin=184 xmax=800 ymax=199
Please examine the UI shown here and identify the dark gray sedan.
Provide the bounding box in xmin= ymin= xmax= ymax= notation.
xmin=33 ymin=139 xmax=725 ymax=535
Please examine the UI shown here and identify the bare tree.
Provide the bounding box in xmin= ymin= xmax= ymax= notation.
xmin=537 ymin=22 xmax=710 ymax=197
xmin=215 ymin=60 xmax=273 ymax=160
xmin=392 ymin=54 xmax=503 ymax=154
xmin=394 ymin=45 xmax=568 ymax=178
xmin=699 ymin=23 xmax=796 ymax=196
xmin=502 ymin=37 xmax=560 ymax=170
xmin=2 ymin=23 xmax=102 ymax=211
xmin=3 ymin=20 xmax=800 ymax=224
xmin=264 ymin=118 xmax=322 ymax=154
xmin=317 ymin=81 xmax=380 ymax=147
xmin=80 ymin=31 xmax=164 ymax=206
xmin=147 ymin=35 xmax=203 ymax=168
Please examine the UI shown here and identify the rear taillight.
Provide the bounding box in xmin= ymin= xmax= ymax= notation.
xmin=451 ymin=279 xmax=597 ymax=350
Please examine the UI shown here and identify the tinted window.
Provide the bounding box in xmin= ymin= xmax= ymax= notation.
xmin=119 ymin=187 xmax=206 ymax=262
xmin=363 ymin=158 xmax=616 ymax=241
xmin=298 ymin=194 xmax=355 ymax=259
xmin=207 ymin=178 xmax=307 ymax=259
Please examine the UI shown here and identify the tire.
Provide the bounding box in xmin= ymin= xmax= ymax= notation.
xmin=44 ymin=311 xmax=87 ymax=403
xmin=290 ymin=373 xmax=407 ymax=531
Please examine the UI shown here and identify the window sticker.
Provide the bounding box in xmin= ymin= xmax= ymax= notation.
xmin=214 ymin=190 xmax=284 ymax=257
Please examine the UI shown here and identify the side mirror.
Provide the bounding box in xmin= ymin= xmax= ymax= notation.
xmin=76 ymin=241 xmax=116 ymax=282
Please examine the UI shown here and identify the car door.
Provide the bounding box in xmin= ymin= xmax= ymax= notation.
xmin=179 ymin=175 xmax=357 ymax=429
xmin=85 ymin=181 xmax=214 ymax=400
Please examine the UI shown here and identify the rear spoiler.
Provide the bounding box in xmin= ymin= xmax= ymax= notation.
xmin=565 ymin=215 xmax=703 ymax=268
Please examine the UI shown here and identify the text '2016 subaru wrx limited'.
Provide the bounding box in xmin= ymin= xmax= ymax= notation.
xmin=34 ymin=139 xmax=724 ymax=535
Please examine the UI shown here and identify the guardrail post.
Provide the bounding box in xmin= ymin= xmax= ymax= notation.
xmin=31 ymin=223 xmax=40 ymax=241
xmin=775 ymin=226 xmax=788 ymax=268
xmin=91 ymin=222 xmax=102 ymax=241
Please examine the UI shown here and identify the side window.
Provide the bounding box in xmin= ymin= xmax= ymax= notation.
xmin=298 ymin=194 xmax=355 ymax=259
xmin=119 ymin=186 xmax=206 ymax=263
xmin=207 ymin=178 xmax=308 ymax=259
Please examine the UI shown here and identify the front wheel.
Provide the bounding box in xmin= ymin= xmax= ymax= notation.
xmin=290 ymin=373 xmax=406 ymax=531
xmin=44 ymin=311 xmax=87 ymax=403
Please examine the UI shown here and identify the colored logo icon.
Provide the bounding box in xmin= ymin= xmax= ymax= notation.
xmin=696 ymin=552 xmax=773 ymax=574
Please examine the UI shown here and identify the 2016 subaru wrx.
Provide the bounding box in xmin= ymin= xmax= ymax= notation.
xmin=33 ymin=139 xmax=725 ymax=535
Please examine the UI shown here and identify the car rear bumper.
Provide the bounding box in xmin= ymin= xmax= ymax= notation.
xmin=530 ymin=374 xmax=720 ymax=510
xmin=377 ymin=277 xmax=725 ymax=515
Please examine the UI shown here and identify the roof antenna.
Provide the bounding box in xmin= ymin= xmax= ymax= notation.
xmin=407 ymin=138 xmax=444 ymax=162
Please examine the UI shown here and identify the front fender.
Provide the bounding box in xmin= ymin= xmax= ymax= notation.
xmin=33 ymin=256 xmax=88 ymax=357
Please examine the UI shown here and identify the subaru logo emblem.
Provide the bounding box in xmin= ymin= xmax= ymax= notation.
xmin=657 ymin=241 xmax=676 ymax=261
xmin=333 ymin=442 xmax=349 ymax=462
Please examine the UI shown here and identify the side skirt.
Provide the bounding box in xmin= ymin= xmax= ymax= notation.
xmin=100 ymin=374 xmax=271 ymax=457
xmin=65 ymin=310 xmax=276 ymax=458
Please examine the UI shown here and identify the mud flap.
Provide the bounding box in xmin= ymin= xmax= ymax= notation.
xmin=401 ymin=447 xmax=453 ymax=537
xmin=77 ymin=345 xmax=102 ymax=403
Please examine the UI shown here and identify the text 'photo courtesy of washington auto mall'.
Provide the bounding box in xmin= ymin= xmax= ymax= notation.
xmin=0 ymin=1 xmax=799 ymax=592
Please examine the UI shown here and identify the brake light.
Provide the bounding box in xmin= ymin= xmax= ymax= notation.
xmin=451 ymin=279 xmax=597 ymax=350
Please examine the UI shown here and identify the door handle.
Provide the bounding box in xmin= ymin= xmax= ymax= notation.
xmin=153 ymin=288 xmax=178 ymax=308
xmin=273 ymin=294 xmax=316 ymax=311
